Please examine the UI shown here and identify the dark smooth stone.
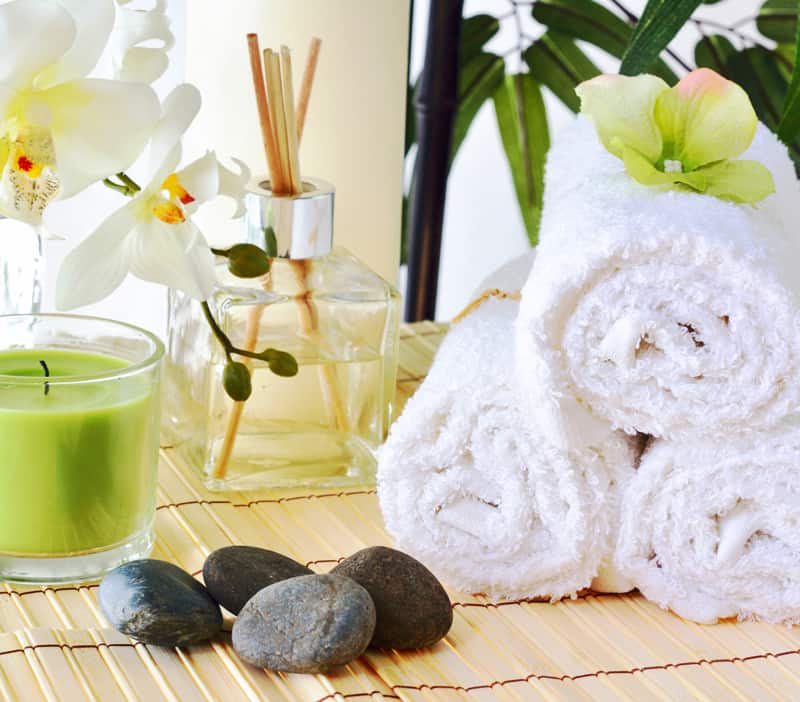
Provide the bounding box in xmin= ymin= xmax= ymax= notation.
xmin=99 ymin=559 xmax=222 ymax=647
xmin=332 ymin=546 xmax=452 ymax=650
xmin=232 ymin=573 xmax=375 ymax=673
xmin=203 ymin=546 xmax=312 ymax=614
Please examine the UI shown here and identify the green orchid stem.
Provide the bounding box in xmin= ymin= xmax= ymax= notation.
xmin=234 ymin=349 xmax=271 ymax=362
xmin=200 ymin=301 xmax=275 ymax=366
xmin=201 ymin=301 xmax=235 ymax=363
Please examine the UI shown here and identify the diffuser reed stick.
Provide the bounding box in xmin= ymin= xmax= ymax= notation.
xmin=212 ymin=36 xmax=348 ymax=481
xmin=245 ymin=34 xmax=283 ymax=193
xmin=280 ymin=46 xmax=303 ymax=194
xmin=295 ymin=37 xmax=321 ymax=143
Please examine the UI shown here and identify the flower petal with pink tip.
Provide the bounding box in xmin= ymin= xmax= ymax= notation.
xmin=576 ymin=73 xmax=668 ymax=163
xmin=654 ymin=68 xmax=757 ymax=170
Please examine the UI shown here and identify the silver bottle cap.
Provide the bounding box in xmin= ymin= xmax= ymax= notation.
xmin=243 ymin=177 xmax=334 ymax=259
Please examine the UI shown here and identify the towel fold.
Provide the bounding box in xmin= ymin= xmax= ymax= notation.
xmin=378 ymin=296 xmax=637 ymax=600
xmin=516 ymin=116 xmax=800 ymax=449
xmin=615 ymin=423 xmax=800 ymax=624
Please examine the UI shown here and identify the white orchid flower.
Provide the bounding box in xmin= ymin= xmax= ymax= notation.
xmin=0 ymin=0 xmax=160 ymax=224
xmin=56 ymin=84 xmax=250 ymax=310
xmin=112 ymin=0 xmax=174 ymax=84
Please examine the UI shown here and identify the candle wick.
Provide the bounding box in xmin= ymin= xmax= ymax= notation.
xmin=39 ymin=360 xmax=50 ymax=396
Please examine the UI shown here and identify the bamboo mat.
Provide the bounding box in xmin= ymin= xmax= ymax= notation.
xmin=2 ymin=322 xmax=800 ymax=701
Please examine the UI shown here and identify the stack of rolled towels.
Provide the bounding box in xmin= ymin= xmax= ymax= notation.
xmin=379 ymin=106 xmax=800 ymax=624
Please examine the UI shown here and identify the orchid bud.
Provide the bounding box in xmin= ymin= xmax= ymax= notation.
xmin=223 ymin=361 xmax=252 ymax=401
xmin=227 ymin=244 xmax=270 ymax=278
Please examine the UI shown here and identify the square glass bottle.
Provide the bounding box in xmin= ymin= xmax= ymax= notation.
xmin=164 ymin=178 xmax=401 ymax=490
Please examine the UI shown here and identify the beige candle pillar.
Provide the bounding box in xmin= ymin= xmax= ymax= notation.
xmin=185 ymin=0 xmax=410 ymax=284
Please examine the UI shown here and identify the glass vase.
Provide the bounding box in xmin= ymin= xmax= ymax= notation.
xmin=164 ymin=178 xmax=401 ymax=491
xmin=0 ymin=218 xmax=43 ymax=314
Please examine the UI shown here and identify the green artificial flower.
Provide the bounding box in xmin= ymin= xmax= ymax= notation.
xmin=576 ymin=68 xmax=775 ymax=204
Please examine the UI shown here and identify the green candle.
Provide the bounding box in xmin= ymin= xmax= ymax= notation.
xmin=0 ymin=349 xmax=160 ymax=556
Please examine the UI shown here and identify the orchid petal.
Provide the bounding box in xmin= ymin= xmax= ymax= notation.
xmin=175 ymin=152 xmax=251 ymax=218
xmin=35 ymin=0 xmax=115 ymax=88
xmin=55 ymin=198 xmax=138 ymax=310
xmin=147 ymin=144 xmax=183 ymax=199
xmin=695 ymin=159 xmax=776 ymax=203
xmin=217 ymin=157 xmax=251 ymax=218
xmin=0 ymin=0 xmax=75 ymax=90
xmin=174 ymin=151 xmax=219 ymax=212
xmin=0 ymin=122 xmax=59 ymax=224
xmin=0 ymin=162 xmax=59 ymax=225
xmin=0 ymin=137 xmax=8 ymax=177
xmin=129 ymin=218 xmax=216 ymax=300
xmin=620 ymin=144 xmax=708 ymax=192
xmin=147 ymin=84 xmax=201 ymax=181
xmin=111 ymin=0 xmax=173 ymax=84
xmin=114 ymin=47 xmax=169 ymax=84
xmin=654 ymin=68 xmax=757 ymax=170
xmin=0 ymin=84 xmax=13 ymax=118
xmin=576 ymin=74 xmax=668 ymax=163
xmin=38 ymin=78 xmax=159 ymax=198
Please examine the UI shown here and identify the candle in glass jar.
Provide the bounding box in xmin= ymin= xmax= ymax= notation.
xmin=0 ymin=349 xmax=159 ymax=556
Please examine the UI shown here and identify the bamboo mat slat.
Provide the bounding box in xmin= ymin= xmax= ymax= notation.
xmin=0 ymin=322 xmax=799 ymax=701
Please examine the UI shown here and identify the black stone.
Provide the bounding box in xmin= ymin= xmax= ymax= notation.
xmin=232 ymin=573 xmax=375 ymax=673
xmin=203 ymin=545 xmax=312 ymax=615
xmin=99 ymin=559 xmax=222 ymax=647
xmin=332 ymin=546 xmax=452 ymax=650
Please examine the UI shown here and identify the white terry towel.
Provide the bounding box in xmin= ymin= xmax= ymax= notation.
xmin=378 ymin=295 xmax=637 ymax=600
xmin=615 ymin=423 xmax=800 ymax=624
xmin=516 ymin=116 xmax=800 ymax=449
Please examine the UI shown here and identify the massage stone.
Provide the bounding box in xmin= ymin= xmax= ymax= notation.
xmin=99 ymin=559 xmax=222 ymax=647
xmin=232 ymin=573 xmax=376 ymax=673
xmin=203 ymin=545 xmax=312 ymax=614
xmin=332 ymin=546 xmax=453 ymax=650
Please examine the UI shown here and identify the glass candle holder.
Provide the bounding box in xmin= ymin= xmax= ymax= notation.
xmin=165 ymin=178 xmax=400 ymax=491
xmin=0 ymin=218 xmax=43 ymax=315
xmin=0 ymin=314 xmax=163 ymax=583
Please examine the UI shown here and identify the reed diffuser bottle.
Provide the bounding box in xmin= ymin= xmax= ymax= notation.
xmin=165 ymin=179 xmax=400 ymax=490
xmin=164 ymin=36 xmax=400 ymax=490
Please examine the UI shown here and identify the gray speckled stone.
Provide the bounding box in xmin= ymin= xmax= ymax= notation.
xmin=332 ymin=546 xmax=452 ymax=650
xmin=232 ymin=574 xmax=375 ymax=673
xmin=99 ymin=559 xmax=222 ymax=647
xmin=203 ymin=546 xmax=312 ymax=614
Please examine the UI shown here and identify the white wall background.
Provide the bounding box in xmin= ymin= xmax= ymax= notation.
xmin=34 ymin=0 xmax=760 ymax=332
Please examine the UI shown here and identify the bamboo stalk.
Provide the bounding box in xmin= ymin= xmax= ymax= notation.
xmin=295 ymin=37 xmax=322 ymax=143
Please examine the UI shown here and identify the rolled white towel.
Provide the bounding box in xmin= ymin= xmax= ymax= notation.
xmin=379 ymin=295 xmax=637 ymax=600
xmin=615 ymin=423 xmax=800 ymax=624
xmin=516 ymin=116 xmax=800 ymax=448
xmin=590 ymin=438 xmax=646 ymax=594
